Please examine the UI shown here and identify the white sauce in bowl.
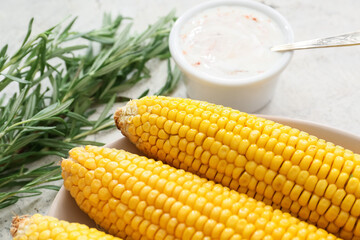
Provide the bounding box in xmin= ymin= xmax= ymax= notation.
xmin=180 ymin=6 xmax=285 ymax=79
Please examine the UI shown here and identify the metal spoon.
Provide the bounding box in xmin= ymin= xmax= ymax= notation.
xmin=271 ymin=31 xmax=360 ymax=52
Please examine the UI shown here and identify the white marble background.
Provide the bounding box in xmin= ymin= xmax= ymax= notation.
xmin=1 ymin=0 xmax=360 ymax=238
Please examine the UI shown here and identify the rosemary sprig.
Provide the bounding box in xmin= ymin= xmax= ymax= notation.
xmin=0 ymin=11 xmax=179 ymax=209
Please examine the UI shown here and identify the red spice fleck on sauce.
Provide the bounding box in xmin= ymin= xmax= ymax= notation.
xmin=245 ymin=15 xmax=250 ymax=19
xmin=193 ymin=61 xmax=201 ymax=66
xmin=182 ymin=50 xmax=187 ymax=55
xmin=252 ymin=17 xmax=258 ymax=22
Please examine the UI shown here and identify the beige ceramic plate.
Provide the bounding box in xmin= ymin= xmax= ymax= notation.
xmin=48 ymin=115 xmax=360 ymax=227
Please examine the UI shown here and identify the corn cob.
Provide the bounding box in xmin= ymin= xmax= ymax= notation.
xmin=114 ymin=95 xmax=360 ymax=239
xmin=10 ymin=214 xmax=122 ymax=240
xmin=62 ymin=145 xmax=337 ymax=240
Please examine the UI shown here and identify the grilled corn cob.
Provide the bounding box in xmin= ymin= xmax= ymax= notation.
xmin=114 ymin=95 xmax=360 ymax=239
xmin=10 ymin=214 xmax=121 ymax=240
xmin=62 ymin=145 xmax=337 ymax=240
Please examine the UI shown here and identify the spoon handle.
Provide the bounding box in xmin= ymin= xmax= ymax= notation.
xmin=271 ymin=31 xmax=360 ymax=52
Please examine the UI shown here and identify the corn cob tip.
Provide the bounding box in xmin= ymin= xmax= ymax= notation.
xmin=10 ymin=215 xmax=29 ymax=237
xmin=114 ymin=100 xmax=137 ymax=136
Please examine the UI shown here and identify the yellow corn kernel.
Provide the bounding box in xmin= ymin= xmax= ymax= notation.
xmin=308 ymin=159 xmax=322 ymax=175
xmin=345 ymin=177 xmax=359 ymax=194
xmin=327 ymin=168 xmax=340 ymax=184
xmin=308 ymin=195 xmax=320 ymax=211
xmin=333 ymin=156 xmax=345 ymax=170
xmin=324 ymin=205 xmax=340 ymax=222
xmin=332 ymin=189 xmax=346 ymax=206
xmin=299 ymin=155 xmax=312 ymax=170
xmin=304 ymin=175 xmax=318 ymax=192
xmin=324 ymin=184 xmax=337 ymax=200
xmin=355 ymin=184 xmax=360 ymax=199
xmin=340 ymin=230 xmax=353 ymax=240
xmin=296 ymin=170 xmax=309 ymax=185
xmin=317 ymin=215 xmax=329 ymax=229
xmin=272 ymin=175 xmax=286 ymax=192
xmin=336 ymin=172 xmax=349 ymax=189
xmin=281 ymin=181 xmax=294 ymax=196
xmin=278 ymin=161 xmax=292 ymax=176
xmin=317 ymin=164 xmax=331 ymax=179
xmin=254 ymin=165 xmax=267 ymax=181
xmin=314 ymin=179 xmax=328 ymax=197
xmin=343 ymin=215 xmax=357 ymax=232
xmin=351 ymin=199 xmax=360 ymax=217
xmin=335 ymin=211 xmax=350 ymax=228
xmin=261 ymin=152 xmax=274 ymax=168
xmin=254 ymin=148 xmax=266 ymax=164
xmin=298 ymin=190 xmax=311 ymax=207
xmin=289 ymin=185 xmax=303 ymax=201
xmin=308 ymin=211 xmax=320 ymax=224
xmin=317 ymin=198 xmax=331 ymax=215
xmin=298 ymin=206 xmax=311 ymax=220
xmin=269 ymin=155 xmax=284 ymax=172
xmin=287 ymin=165 xmax=301 ymax=181
xmin=343 ymin=160 xmax=355 ymax=174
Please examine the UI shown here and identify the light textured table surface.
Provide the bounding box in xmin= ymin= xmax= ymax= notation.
xmin=1 ymin=0 xmax=360 ymax=238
